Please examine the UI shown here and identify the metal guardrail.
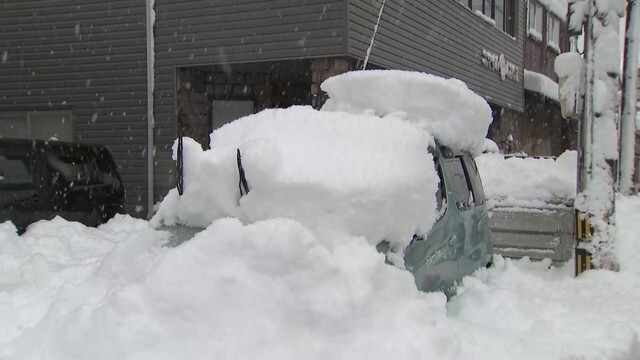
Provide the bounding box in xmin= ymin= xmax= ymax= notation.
xmin=489 ymin=205 xmax=575 ymax=264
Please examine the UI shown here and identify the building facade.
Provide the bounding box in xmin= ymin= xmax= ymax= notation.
xmin=489 ymin=0 xmax=575 ymax=156
xmin=1 ymin=0 xmax=526 ymax=216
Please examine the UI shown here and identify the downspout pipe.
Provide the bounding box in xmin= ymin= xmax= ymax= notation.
xmin=362 ymin=0 xmax=386 ymax=70
xmin=619 ymin=0 xmax=639 ymax=194
xmin=145 ymin=0 xmax=155 ymax=218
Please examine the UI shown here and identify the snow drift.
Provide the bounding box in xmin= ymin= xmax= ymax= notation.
xmin=2 ymin=213 xmax=640 ymax=359
xmin=475 ymin=151 xmax=577 ymax=208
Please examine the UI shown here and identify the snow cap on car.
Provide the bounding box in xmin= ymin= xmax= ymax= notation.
xmin=321 ymin=70 xmax=494 ymax=156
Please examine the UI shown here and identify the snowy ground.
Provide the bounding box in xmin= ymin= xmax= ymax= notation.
xmin=1 ymin=196 xmax=639 ymax=359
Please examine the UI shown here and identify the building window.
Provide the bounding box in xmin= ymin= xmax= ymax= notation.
xmin=528 ymin=1 xmax=544 ymax=41
xmin=547 ymin=14 xmax=561 ymax=53
xmin=470 ymin=0 xmax=492 ymax=18
xmin=0 ymin=110 xmax=73 ymax=141
xmin=468 ymin=0 xmax=516 ymax=37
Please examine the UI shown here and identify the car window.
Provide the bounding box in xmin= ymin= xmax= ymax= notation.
xmin=93 ymin=147 xmax=119 ymax=186
xmin=443 ymin=157 xmax=474 ymax=209
xmin=463 ymin=156 xmax=486 ymax=205
xmin=0 ymin=153 xmax=37 ymax=209
xmin=435 ymin=159 xmax=447 ymax=215
xmin=0 ymin=154 xmax=34 ymax=188
xmin=47 ymin=153 xmax=93 ymax=185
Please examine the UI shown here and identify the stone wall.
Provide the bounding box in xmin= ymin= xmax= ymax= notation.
xmin=488 ymin=91 xmax=578 ymax=156
xmin=311 ymin=57 xmax=357 ymax=108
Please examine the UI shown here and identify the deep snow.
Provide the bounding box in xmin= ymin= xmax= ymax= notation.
xmin=2 ymin=195 xmax=640 ymax=359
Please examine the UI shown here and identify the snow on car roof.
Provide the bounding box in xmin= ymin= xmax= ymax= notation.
xmin=153 ymin=105 xmax=439 ymax=251
xmin=321 ymin=70 xmax=493 ymax=156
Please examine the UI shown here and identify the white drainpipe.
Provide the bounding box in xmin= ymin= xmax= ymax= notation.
xmin=145 ymin=0 xmax=155 ymax=218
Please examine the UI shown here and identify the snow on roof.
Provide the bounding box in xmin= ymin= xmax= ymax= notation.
xmin=321 ymin=70 xmax=493 ymax=156
xmin=524 ymin=69 xmax=559 ymax=101
xmin=152 ymin=106 xmax=440 ymax=251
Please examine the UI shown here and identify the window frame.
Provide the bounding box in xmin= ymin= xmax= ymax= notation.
xmin=0 ymin=147 xmax=40 ymax=211
xmin=462 ymin=156 xmax=486 ymax=206
xmin=0 ymin=152 xmax=36 ymax=190
xmin=466 ymin=0 xmax=517 ymax=37
xmin=443 ymin=157 xmax=475 ymax=210
xmin=547 ymin=13 xmax=561 ymax=53
xmin=0 ymin=109 xmax=74 ymax=142
xmin=528 ymin=1 xmax=544 ymax=42
xmin=434 ymin=158 xmax=448 ymax=217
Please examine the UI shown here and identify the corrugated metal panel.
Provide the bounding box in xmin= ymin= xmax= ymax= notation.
xmin=153 ymin=0 xmax=348 ymax=198
xmin=0 ymin=0 xmax=149 ymax=215
xmin=348 ymin=0 xmax=525 ymax=111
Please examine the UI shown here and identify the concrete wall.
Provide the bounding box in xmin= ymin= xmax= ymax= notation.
xmin=489 ymin=92 xmax=578 ymax=156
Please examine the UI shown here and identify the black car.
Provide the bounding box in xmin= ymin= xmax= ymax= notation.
xmin=0 ymin=138 xmax=125 ymax=233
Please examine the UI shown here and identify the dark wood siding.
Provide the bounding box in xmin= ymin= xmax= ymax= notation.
xmin=348 ymin=0 xmax=525 ymax=111
xmin=153 ymin=0 xmax=348 ymax=197
xmin=0 ymin=0 xmax=149 ymax=214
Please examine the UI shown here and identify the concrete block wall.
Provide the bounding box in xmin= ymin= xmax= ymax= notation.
xmin=311 ymin=57 xmax=356 ymax=108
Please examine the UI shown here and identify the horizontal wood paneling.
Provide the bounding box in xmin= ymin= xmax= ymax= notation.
xmin=0 ymin=0 xmax=149 ymax=214
xmin=348 ymin=0 xmax=525 ymax=111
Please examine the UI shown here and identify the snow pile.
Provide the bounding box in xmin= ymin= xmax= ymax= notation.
xmin=0 ymin=216 xmax=164 ymax=350
xmin=555 ymin=52 xmax=585 ymax=118
xmin=538 ymin=0 xmax=569 ymax=20
xmin=475 ymin=151 xmax=577 ymax=208
xmin=524 ymin=69 xmax=559 ymax=101
xmin=0 ymin=217 xmax=466 ymax=360
xmin=449 ymin=256 xmax=640 ymax=359
xmin=321 ymin=70 xmax=493 ymax=156
xmin=568 ymin=0 xmax=590 ymax=32
xmin=3 ymin=212 xmax=640 ymax=359
xmin=153 ymin=106 xmax=439 ymax=251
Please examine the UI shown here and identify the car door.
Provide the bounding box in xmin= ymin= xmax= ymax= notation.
xmin=44 ymin=144 xmax=101 ymax=226
xmin=458 ymin=155 xmax=492 ymax=274
xmin=0 ymin=143 xmax=45 ymax=232
xmin=440 ymin=155 xmax=477 ymax=284
xmin=404 ymin=148 xmax=460 ymax=294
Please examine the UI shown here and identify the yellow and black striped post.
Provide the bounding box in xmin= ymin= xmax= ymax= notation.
xmin=575 ymin=211 xmax=593 ymax=276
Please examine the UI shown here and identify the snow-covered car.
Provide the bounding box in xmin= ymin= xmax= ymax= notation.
xmin=153 ymin=70 xmax=494 ymax=294
xmin=0 ymin=138 xmax=125 ymax=233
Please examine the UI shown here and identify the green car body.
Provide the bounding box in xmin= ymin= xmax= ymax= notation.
xmin=389 ymin=143 xmax=493 ymax=295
